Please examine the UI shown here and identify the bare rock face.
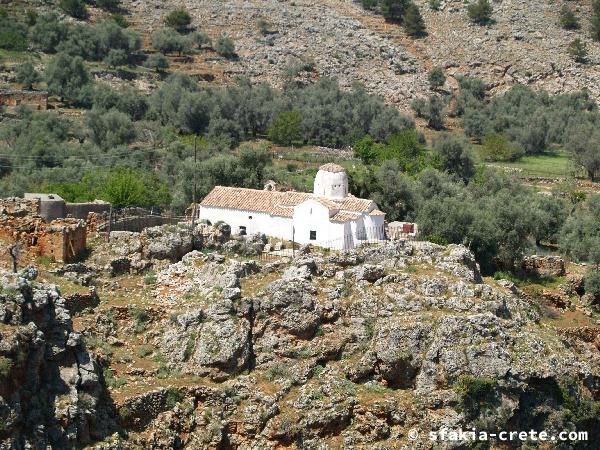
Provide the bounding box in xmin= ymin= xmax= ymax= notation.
xmin=141 ymin=225 xmax=194 ymax=262
xmin=0 ymin=269 xmax=110 ymax=449
xmin=161 ymin=298 xmax=252 ymax=380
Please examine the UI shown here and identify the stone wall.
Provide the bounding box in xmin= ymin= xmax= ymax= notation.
xmin=109 ymin=215 xmax=179 ymax=233
xmin=65 ymin=201 xmax=111 ymax=220
xmin=47 ymin=222 xmax=87 ymax=262
xmin=0 ymin=89 xmax=48 ymax=110
xmin=0 ymin=216 xmax=87 ymax=264
xmin=522 ymin=255 xmax=566 ymax=278
xmin=0 ymin=198 xmax=39 ymax=216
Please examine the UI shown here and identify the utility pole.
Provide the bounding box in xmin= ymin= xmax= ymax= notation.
xmin=191 ymin=135 xmax=198 ymax=229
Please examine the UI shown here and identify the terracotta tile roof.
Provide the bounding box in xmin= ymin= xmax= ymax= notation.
xmin=270 ymin=205 xmax=295 ymax=218
xmin=200 ymin=187 xmax=311 ymax=216
xmin=369 ymin=209 xmax=386 ymax=216
xmin=313 ymin=197 xmax=340 ymax=210
xmin=318 ymin=163 xmax=346 ymax=173
xmin=200 ymin=186 xmax=378 ymax=221
xmin=330 ymin=211 xmax=361 ymax=222
xmin=337 ymin=196 xmax=375 ymax=213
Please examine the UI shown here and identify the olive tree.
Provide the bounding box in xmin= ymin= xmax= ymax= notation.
xmin=216 ymin=34 xmax=235 ymax=58
xmin=15 ymin=62 xmax=41 ymax=90
xmin=164 ymin=9 xmax=192 ymax=32
xmin=45 ymin=53 xmax=91 ymax=103
xmin=433 ymin=133 xmax=475 ymax=182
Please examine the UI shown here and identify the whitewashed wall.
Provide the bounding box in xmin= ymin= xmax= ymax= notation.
xmin=293 ymin=200 xmax=333 ymax=246
xmin=200 ymin=206 xmax=294 ymax=240
xmin=200 ymin=201 xmax=385 ymax=251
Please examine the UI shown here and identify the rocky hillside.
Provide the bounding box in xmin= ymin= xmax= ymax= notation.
xmin=3 ymin=224 xmax=598 ymax=448
xmin=0 ymin=268 xmax=115 ymax=448
xmin=122 ymin=0 xmax=600 ymax=108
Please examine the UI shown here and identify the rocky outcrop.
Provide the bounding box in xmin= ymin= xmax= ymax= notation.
xmin=109 ymin=241 xmax=599 ymax=448
xmin=10 ymin=239 xmax=598 ymax=449
xmin=0 ymin=269 xmax=112 ymax=449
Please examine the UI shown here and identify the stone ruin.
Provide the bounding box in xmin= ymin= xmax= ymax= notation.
xmin=0 ymin=89 xmax=48 ymax=111
xmin=0 ymin=197 xmax=87 ymax=264
xmin=522 ymin=255 xmax=566 ymax=278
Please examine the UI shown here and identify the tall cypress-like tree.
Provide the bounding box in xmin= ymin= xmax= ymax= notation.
xmin=380 ymin=0 xmax=410 ymax=23
xmin=403 ymin=3 xmax=426 ymax=37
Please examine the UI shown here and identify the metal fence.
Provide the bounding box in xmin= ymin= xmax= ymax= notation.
xmin=99 ymin=208 xmax=190 ymax=233
xmin=280 ymin=225 xmax=419 ymax=252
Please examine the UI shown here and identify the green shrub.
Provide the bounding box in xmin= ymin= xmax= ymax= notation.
xmin=481 ymin=133 xmax=522 ymax=162
xmin=111 ymin=13 xmax=129 ymax=28
xmin=265 ymin=365 xmax=290 ymax=381
xmin=182 ymin=333 xmax=197 ymax=361
xmin=0 ymin=16 xmax=28 ymax=51
xmin=454 ymin=375 xmax=497 ymax=416
xmin=559 ymin=5 xmax=579 ymax=30
xmin=36 ymin=255 xmax=54 ymax=267
xmin=585 ymin=269 xmax=600 ymax=300
xmin=103 ymin=367 xmax=127 ymax=388
xmin=165 ymin=387 xmax=183 ymax=408
xmin=405 ymin=264 xmax=417 ymax=273
xmin=118 ymin=406 xmax=131 ymax=421
xmin=25 ymin=9 xmax=38 ymax=26
xmin=428 ymin=66 xmax=446 ymax=90
xmin=257 ymin=18 xmax=274 ymax=35
xmin=0 ymin=356 xmax=13 ymax=379
xmin=216 ymin=34 xmax=235 ymax=58
xmin=493 ymin=270 xmax=519 ymax=284
xmin=60 ymin=0 xmax=88 ymax=19
xmin=403 ymin=3 xmax=426 ymax=37
xmin=467 ymin=0 xmax=492 ymax=25
xmin=361 ymin=0 xmax=379 ymax=10
xmin=425 ymin=234 xmax=448 ymax=246
xmin=429 ymin=0 xmax=441 ymax=11
xmin=136 ymin=345 xmax=154 ymax=358
xmin=191 ymin=31 xmax=210 ymax=49
xmin=268 ymin=111 xmax=302 ymax=146
xmin=144 ymin=271 xmax=157 ymax=285
xmin=568 ymin=38 xmax=587 ymax=63
xmin=164 ymin=9 xmax=192 ymax=32
xmin=130 ymin=306 xmax=149 ymax=333
xmin=592 ymin=0 xmax=600 ymax=41
xmin=0 ymin=31 xmax=27 ymax=51
xmin=104 ymin=49 xmax=128 ymax=68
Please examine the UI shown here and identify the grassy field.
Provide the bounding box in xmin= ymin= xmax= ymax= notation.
xmin=474 ymin=148 xmax=579 ymax=178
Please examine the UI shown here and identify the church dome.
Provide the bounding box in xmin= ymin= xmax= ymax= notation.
xmin=313 ymin=163 xmax=348 ymax=199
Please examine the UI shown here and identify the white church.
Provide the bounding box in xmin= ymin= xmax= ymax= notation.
xmin=198 ymin=163 xmax=386 ymax=250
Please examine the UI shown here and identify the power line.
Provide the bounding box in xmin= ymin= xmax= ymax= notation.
xmin=0 ymin=149 xmax=157 ymax=161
